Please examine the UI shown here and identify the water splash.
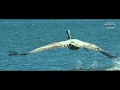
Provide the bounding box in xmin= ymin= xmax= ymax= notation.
xmin=89 ymin=60 xmax=98 ymax=70
xmin=75 ymin=59 xmax=99 ymax=71
xmin=105 ymin=57 xmax=120 ymax=71
xmin=75 ymin=60 xmax=83 ymax=70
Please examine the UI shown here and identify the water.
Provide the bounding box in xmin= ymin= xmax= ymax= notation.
xmin=0 ymin=19 xmax=120 ymax=71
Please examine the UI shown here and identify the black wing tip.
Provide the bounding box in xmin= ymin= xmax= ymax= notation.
xmin=8 ymin=52 xmax=18 ymax=56
xmin=99 ymin=51 xmax=120 ymax=58
xmin=19 ymin=53 xmax=28 ymax=56
xmin=113 ymin=53 xmax=120 ymax=58
xmin=8 ymin=51 xmax=28 ymax=56
xmin=108 ymin=53 xmax=120 ymax=58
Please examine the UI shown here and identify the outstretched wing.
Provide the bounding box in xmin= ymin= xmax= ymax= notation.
xmin=26 ymin=41 xmax=69 ymax=54
xmin=98 ymin=50 xmax=119 ymax=58
xmin=85 ymin=44 xmax=119 ymax=58
xmin=73 ymin=41 xmax=119 ymax=58
xmin=8 ymin=40 xmax=70 ymax=56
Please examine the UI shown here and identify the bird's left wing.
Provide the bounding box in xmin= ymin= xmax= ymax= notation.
xmin=8 ymin=40 xmax=70 ymax=56
xmin=26 ymin=41 xmax=69 ymax=54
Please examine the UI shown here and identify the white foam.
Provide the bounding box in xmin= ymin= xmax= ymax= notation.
xmin=75 ymin=59 xmax=99 ymax=71
xmin=90 ymin=60 xmax=98 ymax=69
xmin=75 ymin=60 xmax=83 ymax=70
xmin=105 ymin=57 xmax=120 ymax=71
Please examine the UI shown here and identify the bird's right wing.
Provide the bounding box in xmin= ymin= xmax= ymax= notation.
xmin=73 ymin=42 xmax=119 ymax=58
xmin=98 ymin=50 xmax=119 ymax=58
xmin=84 ymin=44 xmax=119 ymax=58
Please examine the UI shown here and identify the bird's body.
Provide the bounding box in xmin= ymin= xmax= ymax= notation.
xmin=8 ymin=30 xmax=119 ymax=58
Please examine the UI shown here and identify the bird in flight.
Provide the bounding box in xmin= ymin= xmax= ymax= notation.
xmin=8 ymin=30 xmax=119 ymax=58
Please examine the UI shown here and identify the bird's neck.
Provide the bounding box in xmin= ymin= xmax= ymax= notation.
xmin=67 ymin=32 xmax=71 ymax=39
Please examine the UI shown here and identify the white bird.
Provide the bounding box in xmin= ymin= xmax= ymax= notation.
xmin=8 ymin=30 xmax=119 ymax=58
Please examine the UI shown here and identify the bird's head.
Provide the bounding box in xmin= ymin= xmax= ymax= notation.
xmin=66 ymin=30 xmax=71 ymax=39
xmin=66 ymin=30 xmax=70 ymax=35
